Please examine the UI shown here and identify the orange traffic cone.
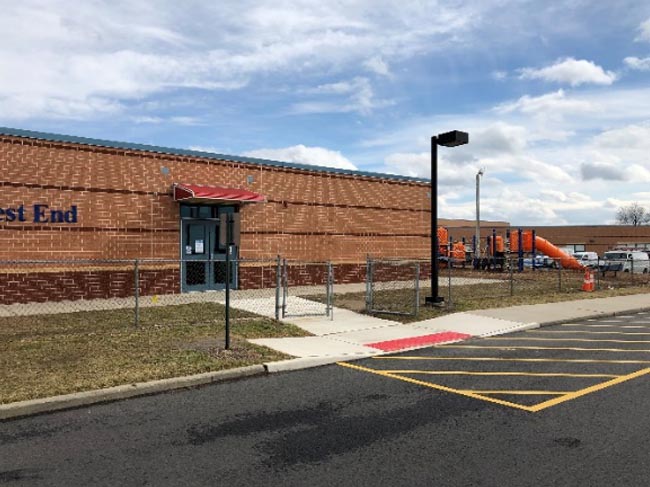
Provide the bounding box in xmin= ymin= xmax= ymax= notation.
xmin=582 ymin=269 xmax=594 ymax=292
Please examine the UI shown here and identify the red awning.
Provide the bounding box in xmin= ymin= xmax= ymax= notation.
xmin=173 ymin=183 xmax=266 ymax=204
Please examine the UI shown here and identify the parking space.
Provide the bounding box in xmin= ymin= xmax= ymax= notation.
xmin=338 ymin=312 xmax=650 ymax=412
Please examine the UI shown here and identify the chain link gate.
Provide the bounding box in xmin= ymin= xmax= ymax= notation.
xmin=280 ymin=259 xmax=333 ymax=319
xmin=365 ymin=257 xmax=420 ymax=316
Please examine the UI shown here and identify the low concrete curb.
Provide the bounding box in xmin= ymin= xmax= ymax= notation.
xmin=0 ymin=365 xmax=265 ymax=421
xmin=264 ymin=354 xmax=378 ymax=373
xmin=534 ymin=308 xmax=650 ymax=328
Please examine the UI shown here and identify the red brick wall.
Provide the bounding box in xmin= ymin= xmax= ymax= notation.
xmin=0 ymin=134 xmax=432 ymax=263
xmin=0 ymin=267 xmax=179 ymax=305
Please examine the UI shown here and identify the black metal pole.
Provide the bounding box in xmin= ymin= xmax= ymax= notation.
xmin=225 ymin=214 xmax=232 ymax=350
xmin=426 ymin=136 xmax=443 ymax=305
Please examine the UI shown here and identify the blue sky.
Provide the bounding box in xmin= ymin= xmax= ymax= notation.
xmin=2 ymin=0 xmax=650 ymax=225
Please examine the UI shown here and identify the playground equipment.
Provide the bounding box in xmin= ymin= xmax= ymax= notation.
xmin=474 ymin=228 xmax=583 ymax=271
xmin=436 ymin=227 xmax=583 ymax=272
xmin=509 ymin=230 xmax=583 ymax=270
xmin=437 ymin=227 xmax=468 ymax=267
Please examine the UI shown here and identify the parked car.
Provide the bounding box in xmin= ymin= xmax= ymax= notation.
xmin=523 ymin=254 xmax=555 ymax=268
xmin=601 ymin=251 xmax=650 ymax=274
xmin=572 ymin=251 xmax=599 ymax=268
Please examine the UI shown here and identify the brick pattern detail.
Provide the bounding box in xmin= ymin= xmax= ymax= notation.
xmin=0 ymin=135 xmax=432 ymax=263
xmin=0 ymin=268 xmax=179 ymax=305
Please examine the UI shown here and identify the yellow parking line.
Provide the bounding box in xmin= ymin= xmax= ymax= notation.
xmin=459 ymin=390 xmax=570 ymax=395
xmin=486 ymin=337 xmax=650 ymax=344
xmin=337 ymin=361 xmax=534 ymax=412
xmin=529 ymin=368 xmax=650 ymax=412
xmin=373 ymin=356 xmax=650 ymax=364
xmin=382 ymin=370 xmax=620 ymax=378
xmin=527 ymin=330 xmax=650 ymax=335
xmin=440 ymin=345 xmax=650 ymax=353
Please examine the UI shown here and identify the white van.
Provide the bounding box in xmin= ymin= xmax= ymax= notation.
xmin=602 ymin=251 xmax=650 ymax=274
xmin=572 ymin=251 xmax=599 ymax=268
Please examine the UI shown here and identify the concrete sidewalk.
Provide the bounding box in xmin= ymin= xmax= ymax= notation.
xmin=252 ymin=293 xmax=650 ymax=371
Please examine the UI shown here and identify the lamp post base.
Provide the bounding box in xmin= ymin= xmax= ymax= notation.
xmin=424 ymin=295 xmax=445 ymax=307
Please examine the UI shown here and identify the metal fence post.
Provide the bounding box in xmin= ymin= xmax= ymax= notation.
xmin=225 ymin=246 xmax=231 ymax=350
xmin=134 ymin=259 xmax=140 ymax=328
xmin=509 ymin=257 xmax=514 ymax=296
xmin=327 ymin=261 xmax=334 ymax=320
xmin=367 ymin=257 xmax=374 ymax=313
xmin=558 ymin=260 xmax=562 ymax=292
xmin=597 ymin=258 xmax=601 ymax=290
xmin=282 ymin=258 xmax=287 ymax=318
xmin=415 ymin=262 xmax=420 ymax=316
xmin=275 ymin=255 xmax=281 ymax=320
xmin=365 ymin=255 xmax=371 ymax=313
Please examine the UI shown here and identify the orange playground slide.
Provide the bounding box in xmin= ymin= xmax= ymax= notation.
xmin=510 ymin=231 xmax=583 ymax=270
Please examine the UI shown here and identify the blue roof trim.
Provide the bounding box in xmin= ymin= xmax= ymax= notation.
xmin=0 ymin=126 xmax=430 ymax=184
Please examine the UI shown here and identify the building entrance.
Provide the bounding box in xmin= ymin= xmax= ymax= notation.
xmin=181 ymin=205 xmax=237 ymax=292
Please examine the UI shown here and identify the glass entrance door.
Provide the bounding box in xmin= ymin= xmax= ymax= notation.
xmin=181 ymin=216 xmax=236 ymax=292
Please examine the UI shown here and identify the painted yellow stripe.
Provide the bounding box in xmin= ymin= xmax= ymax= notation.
xmin=486 ymin=337 xmax=650 ymax=344
xmin=459 ymin=390 xmax=570 ymax=395
xmin=384 ymin=370 xmax=620 ymax=378
xmin=337 ymin=361 xmax=534 ymax=412
xmin=529 ymin=368 xmax=650 ymax=412
xmin=439 ymin=345 xmax=650 ymax=353
xmin=373 ymin=356 xmax=650 ymax=364
xmin=527 ymin=330 xmax=650 ymax=336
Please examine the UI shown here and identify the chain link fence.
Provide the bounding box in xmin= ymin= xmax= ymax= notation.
xmin=3 ymin=255 xmax=649 ymax=326
xmin=364 ymin=255 xmax=650 ymax=316
xmin=281 ymin=260 xmax=333 ymax=318
xmin=0 ymin=257 xmax=335 ymax=328
xmin=366 ymin=258 xmax=420 ymax=316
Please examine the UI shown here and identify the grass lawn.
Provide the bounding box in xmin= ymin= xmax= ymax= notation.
xmin=0 ymin=303 xmax=309 ymax=404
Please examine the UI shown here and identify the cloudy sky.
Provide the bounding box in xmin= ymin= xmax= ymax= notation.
xmin=2 ymin=0 xmax=650 ymax=225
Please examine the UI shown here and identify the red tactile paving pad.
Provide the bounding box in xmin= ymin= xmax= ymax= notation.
xmin=366 ymin=331 xmax=472 ymax=352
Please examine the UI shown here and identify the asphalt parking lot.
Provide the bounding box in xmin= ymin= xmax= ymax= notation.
xmin=339 ymin=311 xmax=650 ymax=412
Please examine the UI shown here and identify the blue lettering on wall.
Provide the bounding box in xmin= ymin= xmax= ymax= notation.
xmin=0 ymin=205 xmax=79 ymax=224
xmin=33 ymin=204 xmax=49 ymax=223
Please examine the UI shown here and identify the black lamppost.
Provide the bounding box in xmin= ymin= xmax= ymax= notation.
xmin=425 ymin=130 xmax=469 ymax=306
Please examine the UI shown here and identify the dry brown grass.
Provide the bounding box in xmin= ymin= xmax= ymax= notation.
xmin=0 ymin=303 xmax=309 ymax=404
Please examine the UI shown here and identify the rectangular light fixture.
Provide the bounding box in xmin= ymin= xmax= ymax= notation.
xmin=437 ymin=130 xmax=469 ymax=147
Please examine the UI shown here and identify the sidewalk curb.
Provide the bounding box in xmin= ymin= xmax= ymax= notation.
xmin=0 ymin=365 xmax=265 ymax=421
xmin=264 ymin=355 xmax=373 ymax=372
xmin=534 ymin=307 xmax=650 ymax=328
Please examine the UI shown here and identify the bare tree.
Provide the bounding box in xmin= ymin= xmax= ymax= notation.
xmin=616 ymin=202 xmax=650 ymax=226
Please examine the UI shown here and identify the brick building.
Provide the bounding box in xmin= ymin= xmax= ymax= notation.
xmin=0 ymin=126 xmax=441 ymax=300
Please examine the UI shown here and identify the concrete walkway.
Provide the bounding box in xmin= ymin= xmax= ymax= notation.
xmin=251 ymin=293 xmax=650 ymax=371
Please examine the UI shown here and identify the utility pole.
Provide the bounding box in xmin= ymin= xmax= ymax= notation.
xmin=475 ymin=169 xmax=484 ymax=261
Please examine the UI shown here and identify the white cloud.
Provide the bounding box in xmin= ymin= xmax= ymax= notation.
xmin=496 ymin=90 xmax=595 ymax=115
xmin=294 ymin=77 xmax=393 ymax=115
xmin=624 ymin=56 xmax=650 ymax=71
xmin=243 ymin=145 xmax=357 ymax=170
xmin=0 ymin=0 xmax=480 ymax=121
xmin=363 ymin=56 xmax=390 ymax=76
xmin=383 ymin=152 xmax=469 ymax=185
xmin=635 ymin=17 xmax=650 ymax=42
xmin=518 ymin=58 xmax=618 ymax=86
